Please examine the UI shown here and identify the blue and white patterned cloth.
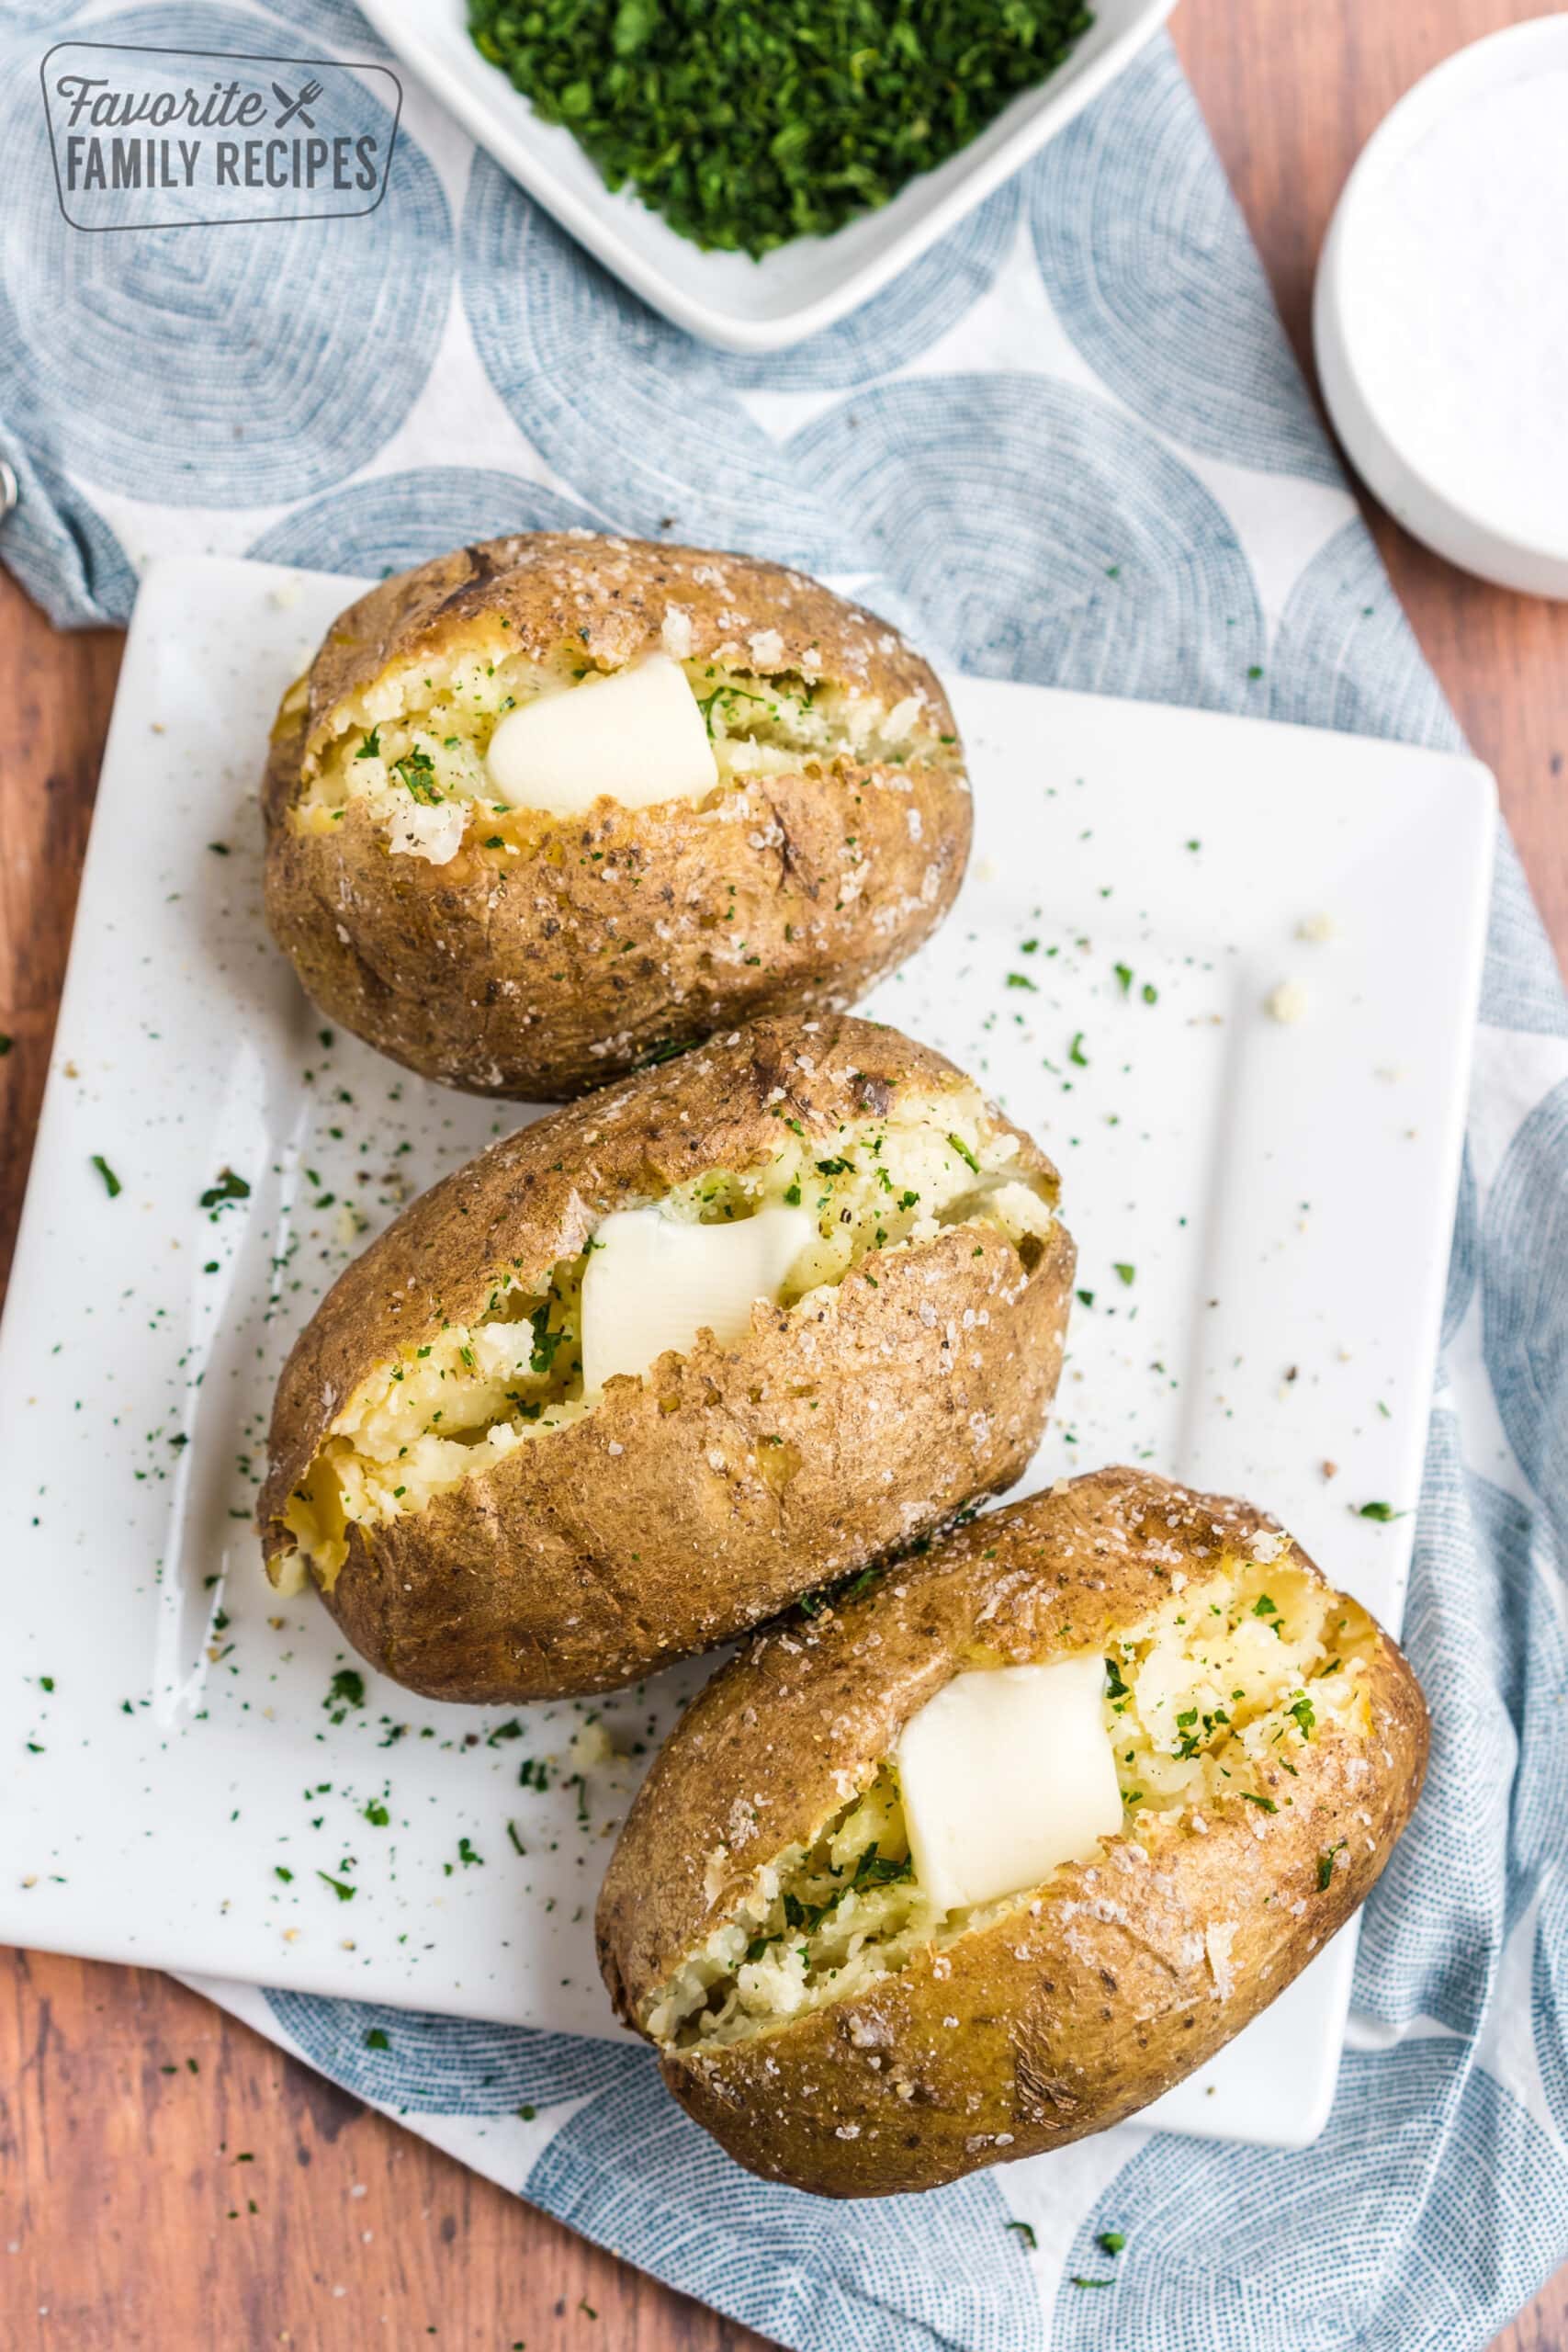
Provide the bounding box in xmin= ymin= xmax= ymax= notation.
xmin=5 ymin=5 xmax=1568 ymax=2345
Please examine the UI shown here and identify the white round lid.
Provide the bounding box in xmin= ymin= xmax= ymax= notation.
xmin=1314 ymin=16 xmax=1568 ymax=599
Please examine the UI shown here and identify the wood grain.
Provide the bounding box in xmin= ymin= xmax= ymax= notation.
xmin=2 ymin=3 xmax=1565 ymax=2341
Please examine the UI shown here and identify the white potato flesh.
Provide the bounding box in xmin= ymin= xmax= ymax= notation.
xmin=580 ymin=1204 xmax=813 ymax=1394
xmin=896 ymin=1655 xmax=1122 ymax=1915
xmin=483 ymin=653 xmax=717 ymax=815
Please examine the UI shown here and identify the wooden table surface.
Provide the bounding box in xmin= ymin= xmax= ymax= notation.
xmin=3 ymin=4 xmax=1565 ymax=2346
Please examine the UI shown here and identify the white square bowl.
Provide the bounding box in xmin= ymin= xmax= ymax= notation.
xmin=355 ymin=0 xmax=1174 ymax=351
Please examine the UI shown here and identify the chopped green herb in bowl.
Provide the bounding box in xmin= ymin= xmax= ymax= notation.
xmin=468 ymin=0 xmax=1093 ymax=255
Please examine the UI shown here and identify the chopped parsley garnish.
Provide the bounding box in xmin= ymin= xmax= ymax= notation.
xmin=1288 ymin=1693 xmax=1315 ymax=1736
xmin=468 ymin=0 xmax=1093 ymax=257
xmin=1103 ymin=1655 xmax=1130 ymax=1701
xmin=1113 ymin=963 xmax=1133 ymax=994
xmin=1357 ymin=1500 xmax=1405 ymax=1521
xmin=1253 ymin=1594 xmax=1278 ymax=1617
xmin=1238 ymin=1791 xmax=1278 ymax=1812
xmin=1068 ymin=1032 xmax=1089 ymax=1067
xmin=91 ymin=1154 xmax=121 ymax=1198
xmin=529 ymin=1303 xmax=566 ymax=1375
xmin=199 ymin=1167 xmax=251 ymax=1214
xmin=783 ymin=1889 xmax=831 ymax=1934
xmin=354 ymin=728 xmax=381 ymax=761
xmin=1317 ymin=1839 xmax=1346 ymax=1890
xmin=393 ymin=749 xmax=441 ymax=804
xmin=852 ymin=1842 xmax=913 ymax=1891
xmin=1096 ymin=2230 xmax=1126 ymax=2256
xmin=317 ymin=1871 xmax=355 ymax=1902
xmin=324 ymin=1668 xmax=366 ymax=1721
xmin=797 ymin=1558 xmax=885 ymax=1620
xmin=1112 ymin=1261 xmax=1135 ymax=1286
xmin=1005 ymin=2220 xmax=1038 ymax=2250
xmin=365 ymin=2027 xmax=389 ymax=2050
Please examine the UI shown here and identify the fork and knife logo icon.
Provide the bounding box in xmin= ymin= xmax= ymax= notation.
xmin=271 ymin=76 xmax=324 ymax=130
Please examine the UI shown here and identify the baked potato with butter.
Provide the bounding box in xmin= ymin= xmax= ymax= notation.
xmin=597 ymin=1466 xmax=1427 ymax=2197
xmin=258 ymin=1013 xmax=1075 ymax=1702
xmin=262 ymin=533 xmax=970 ymax=1099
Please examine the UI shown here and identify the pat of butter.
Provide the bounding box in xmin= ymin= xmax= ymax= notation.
xmin=484 ymin=653 xmax=717 ymax=816
xmin=897 ymin=1656 xmax=1121 ymax=1915
xmin=580 ymin=1204 xmax=812 ymax=1394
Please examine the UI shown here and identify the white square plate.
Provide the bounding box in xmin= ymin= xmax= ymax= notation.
xmin=0 ymin=557 xmax=1493 ymax=2149
xmin=355 ymin=0 xmax=1173 ymax=350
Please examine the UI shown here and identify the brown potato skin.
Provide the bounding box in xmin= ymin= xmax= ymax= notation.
xmin=262 ymin=534 xmax=970 ymax=1100
xmin=258 ymin=1014 xmax=1074 ymax=1703
xmin=596 ymin=1467 xmax=1429 ymax=2198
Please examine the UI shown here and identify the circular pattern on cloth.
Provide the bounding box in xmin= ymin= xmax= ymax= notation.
xmin=11 ymin=0 xmax=89 ymax=27
xmin=246 ymin=466 xmax=602 ymax=575
xmin=1461 ymin=1471 xmax=1568 ymax=1920
xmin=1267 ymin=519 xmax=1461 ymax=750
xmin=0 ymin=4 xmax=449 ymax=507
xmin=1056 ymin=2044 xmax=1568 ymax=2352
xmin=528 ymin=2049 xmax=1043 ymax=2352
xmin=1481 ymin=1077 xmax=1568 ymax=1563
xmin=0 ymin=445 xmax=137 ymax=626
xmin=786 ymin=374 xmax=1266 ymax=701
xmin=458 ymin=153 xmax=851 ymax=569
xmin=1441 ymin=1142 xmax=1478 ymax=1349
xmin=252 ymin=0 xmax=392 ymax=51
xmin=1532 ymin=1870 xmax=1568 ymax=2147
xmin=712 ymin=186 xmax=1021 ymax=395
xmin=1349 ymin=1408 xmax=1505 ymax=2037
xmin=264 ymin=1992 xmax=649 ymax=2113
xmin=1027 ymin=42 xmax=1339 ymax=485
xmin=1481 ymin=831 xmax=1568 ymax=1038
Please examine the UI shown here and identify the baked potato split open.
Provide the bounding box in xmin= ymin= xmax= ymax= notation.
xmin=260 ymin=1015 xmax=1076 ymax=1702
xmin=263 ymin=535 xmax=972 ymax=1099
xmin=596 ymin=1467 xmax=1428 ymax=2196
